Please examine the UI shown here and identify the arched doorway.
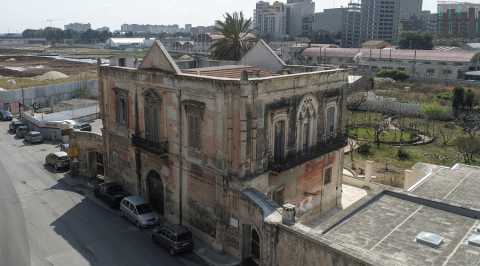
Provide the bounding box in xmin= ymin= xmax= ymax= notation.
xmin=147 ymin=170 xmax=164 ymax=215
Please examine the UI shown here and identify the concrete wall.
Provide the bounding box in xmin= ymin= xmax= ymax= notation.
xmin=360 ymin=59 xmax=464 ymax=81
xmin=0 ymin=80 xmax=98 ymax=112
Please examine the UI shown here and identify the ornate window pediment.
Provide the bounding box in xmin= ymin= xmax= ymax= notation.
xmin=144 ymin=89 xmax=162 ymax=143
xmin=113 ymin=87 xmax=128 ymax=127
xmin=143 ymin=89 xmax=162 ymax=104
xmin=296 ymin=95 xmax=319 ymax=152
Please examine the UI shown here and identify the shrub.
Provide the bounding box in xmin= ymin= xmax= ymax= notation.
xmin=421 ymin=101 xmax=452 ymax=121
xmin=376 ymin=69 xmax=409 ymax=82
xmin=397 ymin=148 xmax=410 ymax=161
xmin=358 ymin=143 xmax=372 ymax=155
xmin=436 ymin=91 xmax=452 ymax=102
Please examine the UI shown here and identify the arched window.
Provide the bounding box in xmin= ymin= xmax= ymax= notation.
xmin=274 ymin=120 xmax=286 ymax=162
xmin=297 ymin=95 xmax=319 ymax=152
xmin=325 ymin=102 xmax=337 ymax=138
xmin=270 ymin=112 xmax=288 ymax=163
xmin=144 ymin=90 xmax=162 ymax=143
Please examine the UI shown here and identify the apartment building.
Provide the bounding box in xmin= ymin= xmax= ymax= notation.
xmin=254 ymin=1 xmax=288 ymax=40
xmin=437 ymin=1 xmax=480 ymax=39
xmin=360 ymin=0 xmax=401 ymax=44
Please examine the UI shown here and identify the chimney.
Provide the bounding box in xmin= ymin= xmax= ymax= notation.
xmin=282 ymin=203 xmax=296 ymax=225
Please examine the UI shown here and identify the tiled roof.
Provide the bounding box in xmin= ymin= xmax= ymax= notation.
xmin=182 ymin=65 xmax=274 ymax=79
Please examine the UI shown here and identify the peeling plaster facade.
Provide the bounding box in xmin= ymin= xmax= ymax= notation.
xmin=98 ymin=41 xmax=349 ymax=264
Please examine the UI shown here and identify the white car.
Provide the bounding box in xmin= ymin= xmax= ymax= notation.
xmin=120 ymin=196 xmax=159 ymax=228
xmin=62 ymin=120 xmax=78 ymax=128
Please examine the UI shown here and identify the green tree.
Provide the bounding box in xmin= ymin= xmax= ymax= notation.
xmin=452 ymin=86 xmax=465 ymax=116
xmin=421 ymin=102 xmax=450 ymax=121
xmin=454 ymin=136 xmax=480 ymax=164
xmin=398 ymin=31 xmax=434 ymax=50
xmin=464 ymin=89 xmax=475 ymax=111
xmin=44 ymin=27 xmax=64 ymax=45
xmin=210 ymin=12 xmax=256 ymax=61
xmin=421 ymin=102 xmax=451 ymax=138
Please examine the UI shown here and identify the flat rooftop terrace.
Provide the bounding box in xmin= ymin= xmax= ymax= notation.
xmin=411 ymin=164 xmax=480 ymax=210
xmin=320 ymin=190 xmax=480 ymax=266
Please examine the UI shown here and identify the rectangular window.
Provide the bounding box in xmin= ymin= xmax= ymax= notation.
xmin=188 ymin=113 xmax=201 ymax=150
xmin=324 ymin=167 xmax=333 ymax=185
xmin=116 ymin=93 xmax=128 ymax=126
xmin=145 ymin=104 xmax=160 ymax=143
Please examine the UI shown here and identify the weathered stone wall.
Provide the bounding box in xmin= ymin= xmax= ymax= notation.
xmin=275 ymin=225 xmax=372 ymax=266
xmin=69 ymin=131 xmax=103 ymax=178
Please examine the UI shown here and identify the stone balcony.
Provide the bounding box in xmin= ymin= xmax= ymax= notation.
xmin=268 ymin=135 xmax=348 ymax=173
xmin=131 ymin=134 xmax=169 ymax=157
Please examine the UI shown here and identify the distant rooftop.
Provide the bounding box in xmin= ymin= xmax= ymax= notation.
xmin=303 ymin=47 xmax=479 ymax=63
xmin=182 ymin=65 xmax=274 ymax=79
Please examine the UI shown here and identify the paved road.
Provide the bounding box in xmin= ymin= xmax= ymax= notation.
xmin=0 ymin=121 xmax=205 ymax=266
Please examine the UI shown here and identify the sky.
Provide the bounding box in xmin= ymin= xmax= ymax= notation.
xmin=2 ymin=0 xmax=439 ymax=33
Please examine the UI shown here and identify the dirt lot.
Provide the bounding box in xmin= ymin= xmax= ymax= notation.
xmin=0 ymin=56 xmax=96 ymax=78
xmin=0 ymin=55 xmax=97 ymax=89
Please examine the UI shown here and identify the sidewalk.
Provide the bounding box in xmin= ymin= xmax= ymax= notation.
xmin=193 ymin=237 xmax=240 ymax=266
xmin=60 ymin=173 xmax=241 ymax=266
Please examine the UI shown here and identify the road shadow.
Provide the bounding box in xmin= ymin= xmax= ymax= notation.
xmin=46 ymin=176 xmax=206 ymax=266
xmin=42 ymin=164 xmax=70 ymax=174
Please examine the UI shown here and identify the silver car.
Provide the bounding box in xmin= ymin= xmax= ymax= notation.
xmin=120 ymin=196 xmax=159 ymax=228
xmin=25 ymin=131 xmax=43 ymax=144
xmin=45 ymin=152 xmax=70 ymax=172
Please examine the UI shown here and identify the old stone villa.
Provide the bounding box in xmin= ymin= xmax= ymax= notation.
xmin=94 ymin=39 xmax=350 ymax=265
xmin=68 ymin=39 xmax=480 ymax=266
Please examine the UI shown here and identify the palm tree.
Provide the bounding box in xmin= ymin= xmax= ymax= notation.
xmin=210 ymin=12 xmax=256 ymax=61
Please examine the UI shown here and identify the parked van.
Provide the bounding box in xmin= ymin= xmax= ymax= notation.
xmin=120 ymin=196 xmax=159 ymax=228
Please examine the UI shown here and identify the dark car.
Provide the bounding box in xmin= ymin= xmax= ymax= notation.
xmin=152 ymin=224 xmax=194 ymax=256
xmin=94 ymin=182 xmax=129 ymax=209
xmin=74 ymin=123 xmax=92 ymax=132
xmin=15 ymin=125 xmax=29 ymax=138
xmin=0 ymin=110 xmax=13 ymax=121
xmin=8 ymin=121 xmax=26 ymax=134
